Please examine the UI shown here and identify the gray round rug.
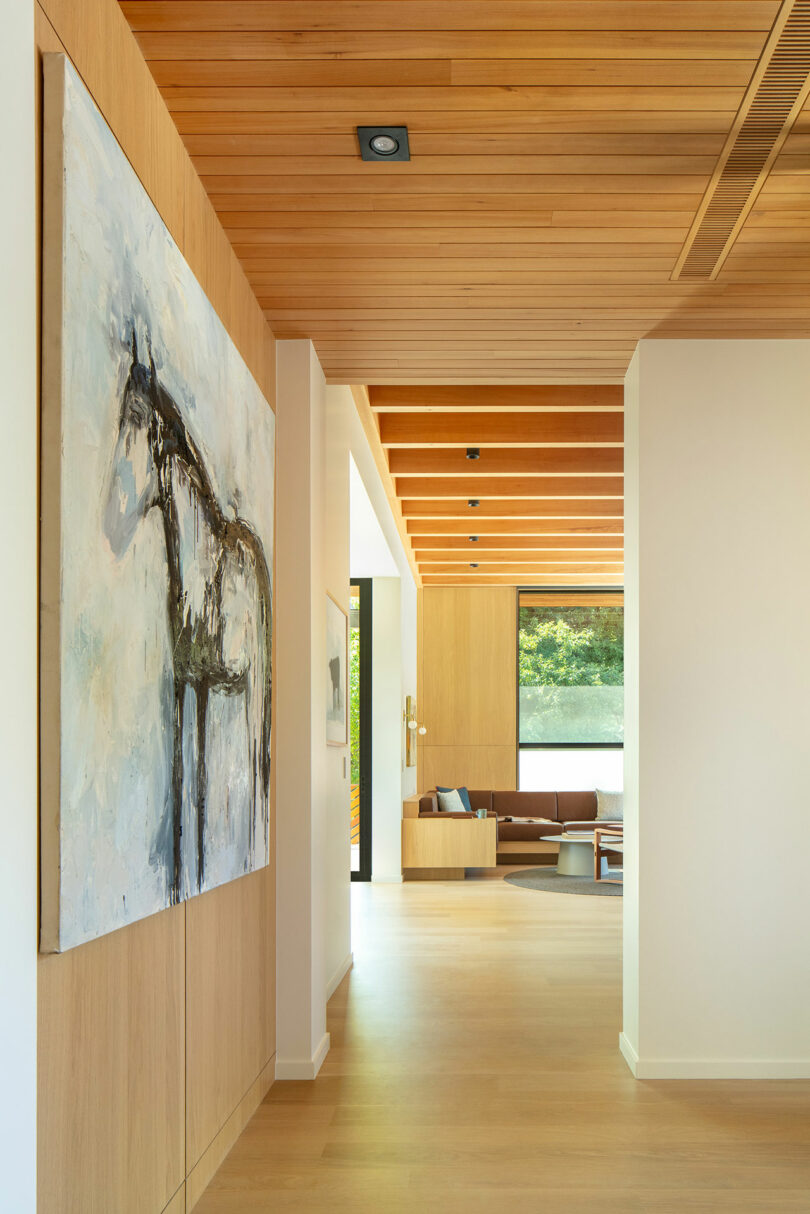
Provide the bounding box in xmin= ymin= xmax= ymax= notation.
xmin=504 ymin=867 xmax=622 ymax=896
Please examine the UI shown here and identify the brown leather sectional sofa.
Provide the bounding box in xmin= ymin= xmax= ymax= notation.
xmin=417 ymin=789 xmax=622 ymax=865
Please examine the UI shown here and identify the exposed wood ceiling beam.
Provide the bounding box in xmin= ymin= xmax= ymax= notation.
xmin=401 ymin=500 xmax=623 ymax=518
xmin=368 ymin=385 xmax=622 ymax=410
xmin=379 ymin=412 xmax=623 ymax=446
xmin=388 ymin=448 xmax=623 ymax=475
xmin=412 ymin=535 xmax=623 ymax=550
xmin=406 ymin=518 xmax=623 ymax=536
xmin=395 ymin=476 xmax=623 ymax=498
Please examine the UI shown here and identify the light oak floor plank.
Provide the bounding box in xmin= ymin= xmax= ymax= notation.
xmin=195 ymin=874 xmax=810 ymax=1213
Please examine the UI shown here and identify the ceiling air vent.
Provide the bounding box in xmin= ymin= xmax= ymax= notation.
xmin=672 ymin=0 xmax=810 ymax=281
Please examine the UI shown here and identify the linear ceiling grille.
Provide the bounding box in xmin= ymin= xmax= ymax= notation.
xmin=673 ymin=0 xmax=810 ymax=281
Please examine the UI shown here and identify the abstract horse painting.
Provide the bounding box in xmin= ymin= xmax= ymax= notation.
xmin=104 ymin=333 xmax=272 ymax=905
xmin=40 ymin=56 xmax=275 ymax=951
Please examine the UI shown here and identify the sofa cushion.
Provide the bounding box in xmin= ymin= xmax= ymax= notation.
xmin=467 ymin=789 xmax=493 ymax=812
xmin=499 ymin=821 xmax=563 ymax=842
xmin=493 ymin=791 xmax=558 ymax=819
xmin=596 ymin=788 xmax=624 ymax=822
xmin=556 ymin=790 xmax=598 ymax=822
xmin=437 ymin=785 xmax=473 ymax=813
xmin=437 ymin=788 xmax=466 ymax=813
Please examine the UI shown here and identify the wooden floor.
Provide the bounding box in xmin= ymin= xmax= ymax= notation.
xmin=197 ymin=870 xmax=810 ymax=1213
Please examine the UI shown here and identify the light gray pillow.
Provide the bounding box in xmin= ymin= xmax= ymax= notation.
xmin=596 ymin=789 xmax=624 ymax=822
xmin=437 ymin=788 xmax=466 ymax=813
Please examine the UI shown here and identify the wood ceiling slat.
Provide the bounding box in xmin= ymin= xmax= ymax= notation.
xmin=175 ymin=112 xmax=739 ymax=135
xmin=163 ymin=85 xmax=745 ymax=112
xmin=209 ymin=192 xmax=706 ymax=213
xmin=121 ymin=3 xmax=780 ymax=35
xmin=150 ymin=62 xmax=755 ymax=89
xmin=201 ymin=175 xmax=710 ymax=195
xmin=194 ymin=154 xmax=718 ymax=175
xmin=188 ymin=133 xmax=726 ymax=156
xmin=136 ymin=31 xmax=766 ymax=60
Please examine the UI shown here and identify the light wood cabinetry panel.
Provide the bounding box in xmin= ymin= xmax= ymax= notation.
xmin=421 ymin=746 xmax=517 ymax=793
xmin=186 ymin=1059 xmax=274 ymax=1210
xmin=402 ymin=817 xmax=497 ymax=869
xmin=35 ymin=3 xmax=277 ymax=1211
xmin=420 ymin=587 xmax=516 ymax=747
xmin=186 ymin=866 xmax=275 ymax=1171
xmin=38 ymin=907 xmax=186 ymax=1214
xmin=163 ymin=1188 xmax=186 ymax=1214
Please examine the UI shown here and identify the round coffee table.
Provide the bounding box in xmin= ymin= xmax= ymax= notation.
xmin=540 ymin=832 xmax=608 ymax=878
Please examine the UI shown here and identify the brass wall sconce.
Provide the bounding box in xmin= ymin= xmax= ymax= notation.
xmin=404 ymin=695 xmax=426 ymax=767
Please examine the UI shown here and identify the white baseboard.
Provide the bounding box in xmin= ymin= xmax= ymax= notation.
xmin=619 ymin=1032 xmax=639 ymax=1076
xmin=371 ymin=873 xmax=403 ymax=884
xmin=275 ymin=1032 xmax=330 ymax=1081
xmin=620 ymin=1033 xmax=810 ymax=1078
xmin=634 ymin=1056 xmax=810 ymax=1080
xmin=326 ymin=951 xmax=353 ymax=1000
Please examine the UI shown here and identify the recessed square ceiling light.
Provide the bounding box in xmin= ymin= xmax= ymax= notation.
xmin=357 ymin=126 xmax=410 ymax=162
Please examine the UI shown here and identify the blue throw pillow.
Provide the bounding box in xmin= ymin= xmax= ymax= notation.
xmin=437 ymin=785 xmax=472 ymax=813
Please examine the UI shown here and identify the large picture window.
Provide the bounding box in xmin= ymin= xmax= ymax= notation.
xmin=518 ymin=591 xmax=624 ymax=747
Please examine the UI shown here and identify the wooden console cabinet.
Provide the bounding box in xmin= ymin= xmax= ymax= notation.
xmin=401 ymin=816 xmax=497 ymax=880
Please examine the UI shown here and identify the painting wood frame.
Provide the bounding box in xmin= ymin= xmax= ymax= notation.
xmin=326 ymin=591 xmax=348 ymax=747
xmin=40 ymin=55 xmax=275 ymax=952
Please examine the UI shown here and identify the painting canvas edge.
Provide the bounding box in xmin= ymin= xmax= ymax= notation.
xmin=39 ymin=53 xmax=68 ymax=954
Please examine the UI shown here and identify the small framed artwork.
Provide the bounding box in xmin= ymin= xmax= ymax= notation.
xmin=326 ymin=592 xmax=348 ymax=746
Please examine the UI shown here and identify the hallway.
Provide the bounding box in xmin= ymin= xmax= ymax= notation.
xmin=197 ymin=876 xmax=810 ymax=1213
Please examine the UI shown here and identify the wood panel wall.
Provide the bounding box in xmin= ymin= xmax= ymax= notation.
xmin=417 ymin=587 xmax=517 ymax=792
xmin=35 ymin=2 xmax=277 ymax=1211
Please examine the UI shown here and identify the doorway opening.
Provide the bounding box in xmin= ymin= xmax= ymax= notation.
xmin=350 ymin=579 xmax=372 ymax=881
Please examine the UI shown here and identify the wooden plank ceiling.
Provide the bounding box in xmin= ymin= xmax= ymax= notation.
xmin=367 ymin=383 xmax=624 ymax=586
xmin=120 ymin=1 xmax=810 ymax=586
xmin=121 ymin=0 xmax=810 ymax=387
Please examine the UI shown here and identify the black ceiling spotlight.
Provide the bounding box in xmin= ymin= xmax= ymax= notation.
xmin=357 ymin=126 xmax=410 ymax=162
xmin=468 ymin=499 xmax=480 ymax=508
xmin=466 ymin=447 xmax=480 ymax=460
xmin=469 ymin=536 xmax=479 ymax=542
xmin=470 ymin=563 xmax=479 ymax=569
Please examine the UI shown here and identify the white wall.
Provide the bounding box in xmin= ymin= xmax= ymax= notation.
xmin=346 ymin=399 xmax=418 ymax=814
xmin=345 ymin=398 xmax=419 ymax=880
xmin=623 ymin=339 xmax=810 ymax=1079
xmin=370 ymin=579 xmax=404 ymax=883
xmin=276 ymin=351 xmax=418 ymax=1073
xmin=275 ymin=341 xmax=351 ymax=1077
xmin=0 ymin=3 xmax=37 ymax=1207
